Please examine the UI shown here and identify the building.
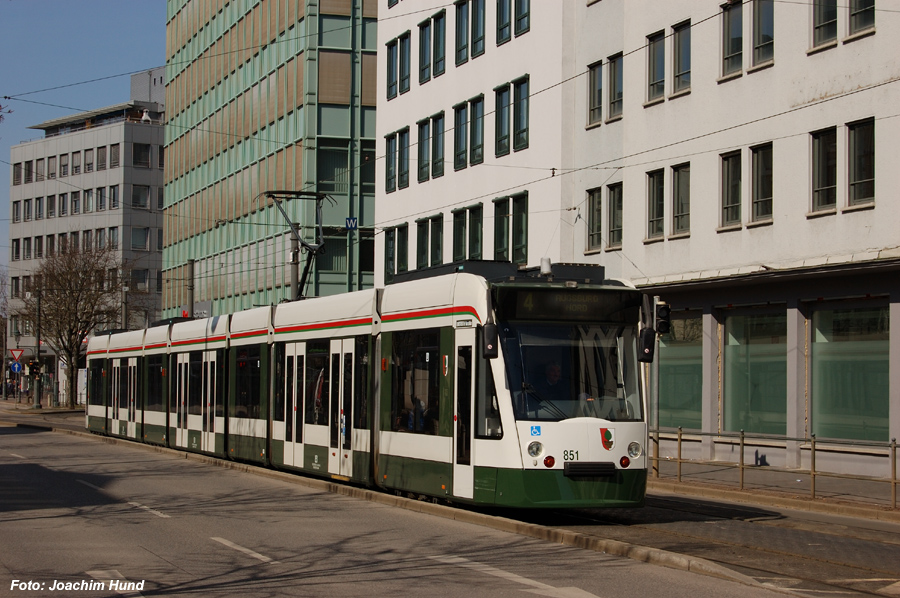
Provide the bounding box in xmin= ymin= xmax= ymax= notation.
xmin=163 ymin=0 xmax=377 ymax=317
xmin=7 ymin=68 xmax=166 ymax=401
xmin=375 ymin=0 xmax=897 ymax=476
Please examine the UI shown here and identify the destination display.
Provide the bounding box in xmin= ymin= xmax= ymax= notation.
xmin=495 ymin=287 xmax=641 ymax=323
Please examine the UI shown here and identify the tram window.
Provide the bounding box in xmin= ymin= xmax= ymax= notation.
xmin=188 ymin=351 xmax=203 ymax=415
xmin=391 ymin=328 xmax=440 ymax=435
xmin=457 ymin=347 xmax=472 ymax=464
xmin=89 ymin=361 xmax=105 ymax=406
xmin=342 ymin=352 xmax=353 ymax=450
xmin=305 ymin=340 xmax=329 ymax=426
xmin=232 ymin=345 xmax=262 ymax=418
xmin=294 ymin=355 xmax=304 ymax=442
xmin=147 ymin=355 xmax=164 ymax=412
xmin=117 ymin=363 xmax=128 ymax=409
xmin=215 ymin=349 xmax=225 ymax=418
xmin=330 ymin=353 xmax=341 ymax=447
xmin=274 ymin=343 xmax=286 ymax=423
xmin=475 ymin=346 xmax=502 ymax=439
xmin=285 ymin=355 xmax=293 ymax=438
xmin=168 ymin=355 xmax=178 ymax=414
xmin=354 ymin=336 xmax=369 ymax=429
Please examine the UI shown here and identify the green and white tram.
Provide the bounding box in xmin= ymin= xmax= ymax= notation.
xmin=86 ymin=263 xmax=654 ymax=509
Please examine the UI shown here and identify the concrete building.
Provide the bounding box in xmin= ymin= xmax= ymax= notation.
xmin=374 ymin=0 xmax=897 ymax=476
xmin=163 ymin=0 xmax=377 ymax=317
xmin=7 ymin=68 xmax=166 ymax=401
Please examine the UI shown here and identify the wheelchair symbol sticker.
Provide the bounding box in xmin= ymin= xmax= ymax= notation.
xmin=530 ymin=426 xmax=541 ymax=436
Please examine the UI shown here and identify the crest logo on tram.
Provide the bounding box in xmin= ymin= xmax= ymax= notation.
xmin=600 ymin=428 xmax=615 ymax=450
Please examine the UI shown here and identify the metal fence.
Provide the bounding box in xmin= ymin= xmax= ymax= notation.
xmin=650 ymin=428 xmax=898 ymax=509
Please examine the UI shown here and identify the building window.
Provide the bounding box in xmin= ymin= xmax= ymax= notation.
xmin=35 ymin=196 xmax=43 ymax=220
xmin=47 ymin=156 xmax=56 ymax=179
xmin=399 ymin=32 xmax=411 ymax=94
xmin=811 ymin=305 xmax=888 ymax=441
xmin=430 ymin=215 xmax=443 ymax=266
xmin=157 ymin=228 xmax=163 ymax=252
xmin=158 ymin=187 xmax=164 ymax=210
xmin=84 ymin=189 xmax=93 ymax=213
xmin=418 ymin=119 xmax=431 ymax=182
xmin=468 ymin=204 xmax=483 ymax=259
xmin=158 ymin=146 xmax=165 ymax=170
xmin=419 ymin=20 xmax=432 ymax=83
xmin=35 ymin=158 xmax=45 ymax=181
xmin=647 ymin=170 xmax=664 ymax=239
xmin=23 ymin=238 xmax=31 ymax=260
xmin=432 ymin=112 xmax=445 ymax=177
xmin=47 ymin=195 xmax=55 ymax=218
xmin=110 ymin=144 xmax=120 ymax=168
xmin=848 ymin=118 xmax=875 ymax=205
xmin=13 ymin=163 xmax=21 ymax=185
xmin=11 ymin=239 xmax=20 ymax=261
xmin=608 ymin=183 xmax=623 ymax=247
xmin=59 ymin=154 xmax=69 ymax=177
xmin=587 ymin=188 xmax=602 ymax=250
xmin=133 ymin=185 xmax=150 ymax=209
xmin=398 ymin=128 xmax=410 ymax=189
xmin=84 ymin=149 xmax=94 ymax=173
xmin=456 ymin=1 xmax=469 ymax=65
xmin=721 ymin=151 xmax=742 ymax=225
xmin=470 ymin=95 xmax=484 ymax=164
xmin=471 ymin=0 xmax=485 ymax=57
xmin=588 ymin=62 xmax=602 ymax=125
xmin=608 ymin=54 xmax=623 ymax=118
xmin=97 ymin=146 xmax=106 ymax=170
xmin=812 ymin=127 xmax=837 ymax=211
xmin=97 ymin=229 xmax=106 ymax=250
xmin=46 ymin=235 xmax=55 ymax=256
xmin=514 ymin=0 xmax=530 ymax=36
xmin=133 ymin=144 xmax=151 ymax=168
xmin=72 ymin=151 xmax=81 ymax=174
xmin=850 ymin=0 xmax=875 ymax=34
xmin=397 ymin=224 xmax=409 ymax=273
xmin=385 ymin=228 xmax=396 ymax=281
xmin=513 ymin=76 xmax=529 ymax=150
xmin=753 ymin=0 xmax=774 ymax=65
xmin=59 ymin=193 xmax=68 ymax=216
xmin=385 ymin=133 xmax=397 ymax=192
xmin=814 ymin=0 xmax=838 ymax=46
xmin=724 ymin=312 xmax=787 ymax=435
xmin=494 ymin=198 xmax=509 ymax=261
xmin=97 ymin=188 xmax=106 ymax=211
xmin=497 ymin=0 xmax=511 ymax=44
xmin=72 ymin=191 xmax=81 ymax=215
xmin=110 ymin=185 xmax=120 ymax=209
xmin=434 ymin=11 xmax=446 ymax=76
xmin=672 ymin=164 xmax=690 ymax=234
xmin=723 ymin=1 xmax=742 ymax=76
xmin=35 ymin=236 xmax=43 ymax=259
xmin=647 ymin=32 xmax=665 ymax=102
xmin=454 ymin=102 xmax=468 ymax=170
xmin=387 ymin=40 xmax=398 ymax=99
xmin=751 ymin=143 xmax=773 ymax=221
xmin=58 ymin=233 xmax=67 ymax=253
xmin=109 ymin=227 xmax=119 ymax=249
xmin=495 ymin=84 xmax=510 ymax=156
xmin=453 ymin=210 xmax=467 ymax=262
xmin=24 ymin=199 xmax=32 ymax=221
xmin=11 ymin=277 xmax=19 ymax=298
xmin=132 ymin=227 xmax=150 ymax=251
xmin=512 ymin=193 xmax=528 ymax=264
xmin=417 ymin=220 xmax=429 ymax=269
xmin=659 ymin=315 xmax=704 ymax=429
xmin=24 ymin=160 xmax=33 ymax=183
xmin=12 ymin=201 xmax=20 ymax=223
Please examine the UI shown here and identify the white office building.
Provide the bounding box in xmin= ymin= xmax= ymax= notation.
xmin=375 ymin=0 xmax=897 ymax=476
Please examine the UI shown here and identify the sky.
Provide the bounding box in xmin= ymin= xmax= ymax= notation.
xmin=0 ymin=0 xmax=168 ymax=277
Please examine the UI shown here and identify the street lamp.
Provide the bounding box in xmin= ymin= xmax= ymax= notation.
xmin=14 ymin=329 xmax=21 ymax=404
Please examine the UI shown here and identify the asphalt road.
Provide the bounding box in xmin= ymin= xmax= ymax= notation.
xmin=0 ymin=424 xmax=791 ymax=598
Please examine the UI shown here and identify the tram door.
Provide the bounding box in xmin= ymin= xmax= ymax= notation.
xmin=111 ymin=358 xmax=139 ymax=438
xmin=453 ymin=328 xmax=476 ymax=499
xmin=281 ymin=342 xmax=304 ymax=467
xmin=328 ymin=338 xmax=355 ymax=478
xmin=200 ymin=350 xmax=218 ymax=453
xmin=174 ymin=353 xmax=190 ymax=449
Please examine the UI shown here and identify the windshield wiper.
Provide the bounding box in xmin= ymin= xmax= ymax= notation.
xmin=521 ymin=382 xmax=568 ymax=419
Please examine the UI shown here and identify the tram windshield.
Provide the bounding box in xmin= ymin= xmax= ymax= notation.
xmin=500 ymin=321 xmax=643 ymax=422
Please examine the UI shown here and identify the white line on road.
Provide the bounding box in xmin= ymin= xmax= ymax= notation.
xmin=428 ymin=555 xmax=599 ymax=598
xmin=85 ymin=570 xmax=145 ymax=597
xmin=211 ymin=537 xmax=280 ymax=565
xmin=8 ymin=453 xmax=26 ymax=459
xmin=76 ymin=479 xmax=103 ymax=491
xmin=128 ymin=501 xmax=170 ymax=518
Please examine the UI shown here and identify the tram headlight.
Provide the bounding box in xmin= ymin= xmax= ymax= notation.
xmin=527 ymin=441 xmax=544 ymax=458
xmin=627 ymin=441 xmax=643 ymax=459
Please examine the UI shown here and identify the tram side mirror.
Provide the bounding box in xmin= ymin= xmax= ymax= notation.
xmin=483 ymin=322 xmax=499 ymax=359
xmin=638 ymin=327 xmax=656 ymax=363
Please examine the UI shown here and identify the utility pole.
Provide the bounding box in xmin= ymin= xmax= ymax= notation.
xmin=33 ymin=290 xmax=41 ymax=409
xmin=263 ymin=191 xmax=327 ymax=301
xmin=290 ymin=228 xmax=299 ymax=302
xmin=187 ymin=259 xmax=195 ymax=317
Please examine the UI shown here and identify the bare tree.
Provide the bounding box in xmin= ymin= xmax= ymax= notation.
xmin=17 ymin=245 xmax=123 ymax=408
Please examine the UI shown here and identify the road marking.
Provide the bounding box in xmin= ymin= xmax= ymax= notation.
xmin=85 ymin=570 xmax=144 ymax=597
xmin=211 ymin=537 xmax=280 ymax=565
xmin=429 ymin=555 xmax=599 ymax=598
xmin=128 ymin=501 xmax=170 ymax=519
xmin=9 ymin=453 xmax=26 ymax=459
xmin=879 ymin=581 xmax=900 ymax=596
xmin=76 ymin=479 xmax=103 ymax=491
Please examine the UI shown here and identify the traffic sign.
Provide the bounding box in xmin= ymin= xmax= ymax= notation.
xmin=9 ymin=349 xmax=24 ymax=362
xmin=10 ymin=362 xmax=22 ymax=374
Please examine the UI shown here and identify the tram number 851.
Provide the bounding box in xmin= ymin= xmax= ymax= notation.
xmin=563 ymin=450 xmax=580 ymax=461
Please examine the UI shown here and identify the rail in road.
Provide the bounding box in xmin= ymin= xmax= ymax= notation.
xmin=3 ymin=406 xmax=900 ymax=597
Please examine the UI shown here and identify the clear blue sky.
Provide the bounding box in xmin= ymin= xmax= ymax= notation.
xmin=0 ymin=0 xmax=167 ymax=278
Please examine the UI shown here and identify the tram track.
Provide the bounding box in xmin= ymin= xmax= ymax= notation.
xmin=511 ymin=498 xmax=900 ymax=597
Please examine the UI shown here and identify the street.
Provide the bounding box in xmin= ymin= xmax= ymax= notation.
xmin=0 ymin=424 xmax=793 ymax=598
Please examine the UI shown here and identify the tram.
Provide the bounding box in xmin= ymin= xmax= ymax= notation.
xmin=86 ymin=262 xmax=655 ymax=508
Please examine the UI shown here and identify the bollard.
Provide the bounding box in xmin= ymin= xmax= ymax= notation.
xmin=810 ymin=434 xmax=817 ymax=500
xmin=677 ymin=427 xmax=683 ymax=483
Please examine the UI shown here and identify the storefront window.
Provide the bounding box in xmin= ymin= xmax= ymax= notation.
xmin=811 ymin=306 xmax=888 ymax=441
xmin=724 ymin=312 xmax=786 ymax=435
xmin=658 ymin=316 xmax=703 ymax=429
